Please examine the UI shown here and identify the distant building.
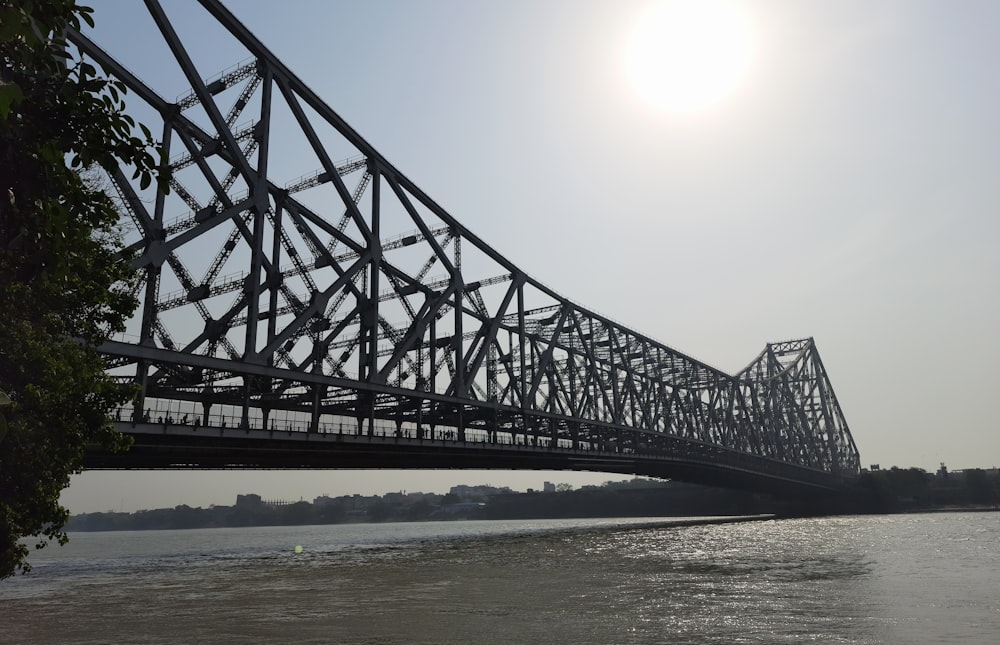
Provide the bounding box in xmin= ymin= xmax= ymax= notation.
xmin=543 ymin=481 xmax=556 ymax=493
xmin=449 ymin=484 xmax=512 ymax=501
xmin=237 ymin=493 xmax=291 ymax=508
xmin=236 ymin=493 xmax=262 ymax=508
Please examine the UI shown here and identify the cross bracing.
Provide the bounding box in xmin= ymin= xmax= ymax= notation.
xmin=72 ymin=0 xmax=860 ymax=488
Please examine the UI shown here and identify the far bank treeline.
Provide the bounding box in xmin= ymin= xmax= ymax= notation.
xmin=859 ymin=465 xmax=999 ymax=512
xmin=67 ymin=467 xmax=1000 ymax=532
xmin=68 ymin=479 xmax=775 ymax=532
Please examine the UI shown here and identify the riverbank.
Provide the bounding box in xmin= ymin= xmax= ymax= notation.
xmin=66 ymin=478 xmax=779 ymax=531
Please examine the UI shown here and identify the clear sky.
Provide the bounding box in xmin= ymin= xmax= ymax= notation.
xmin=62 ymin=0 xmax=1000 ymax=513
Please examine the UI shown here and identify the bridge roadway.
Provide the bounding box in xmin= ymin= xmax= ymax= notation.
xmin=84 ymin=420 xmax=852 ymax=499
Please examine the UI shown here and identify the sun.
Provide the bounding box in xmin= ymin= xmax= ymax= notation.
xmin=625 ymin=0 xmax=756 ymax=114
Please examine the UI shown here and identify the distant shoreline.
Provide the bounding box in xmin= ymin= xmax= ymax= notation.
xmin=64 ymin=506 xmax=999 ymax=534
xmin=66 ymin=467 xmax=1000 ymax=533
xmin=901 ymin=505 xmax=999 ymax=514
xmin=65 ymin=479 xmax=783 ymax=532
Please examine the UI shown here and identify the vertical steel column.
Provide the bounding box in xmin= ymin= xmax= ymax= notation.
xmin=517 ymin=281 xmax=526 ymax=444
xmin=453 ymin=234 xmax=464 ymax=440
xmin=133 ymin=121 xmax=173 ymax=415
xmin=811 ymin=345 xmax=840 ymax=473
xmin=365 ymin=172 xmax=381 ymax=436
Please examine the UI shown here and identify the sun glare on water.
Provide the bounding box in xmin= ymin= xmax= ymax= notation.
xmin=625 ymin=0 xmax=756 ymax=114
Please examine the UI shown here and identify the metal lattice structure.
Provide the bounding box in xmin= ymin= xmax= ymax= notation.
xmin=72 ymin=0 xmax=860 ymax=492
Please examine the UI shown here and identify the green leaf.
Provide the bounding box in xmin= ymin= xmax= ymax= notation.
xmin=0 ymin=82 xmax=24 ymax=119
xmin=79 ymin=6 xmax=95 ymax=28
xmin=0 ymin=9 xmax=26 ymax=42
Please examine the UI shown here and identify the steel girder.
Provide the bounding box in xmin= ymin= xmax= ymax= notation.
xmin=70 ymin=0 xmax=860 ymax=482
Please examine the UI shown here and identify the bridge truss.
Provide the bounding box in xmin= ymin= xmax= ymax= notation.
xmin=72 ymin=0 xmax=860 ymax=491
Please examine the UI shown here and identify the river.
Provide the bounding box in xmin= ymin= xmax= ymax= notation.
xmin=2 ymin=512 xmax=998 ymax=644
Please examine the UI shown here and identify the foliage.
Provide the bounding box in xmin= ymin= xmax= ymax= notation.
xmin=960 ymin=468 xmax=995 ymax=504
xmin=858 ymin=467 xmax=930 ymax=510
xmin=857 ymin=466 xmax=1000 ymax=511
xmin=0 ymin=0 xmax=164 ymax=579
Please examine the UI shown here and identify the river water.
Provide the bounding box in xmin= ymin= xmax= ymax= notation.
xmin=2 ymin=512 xmax=998 ymax=644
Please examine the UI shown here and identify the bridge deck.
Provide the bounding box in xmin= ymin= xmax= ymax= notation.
xmin=85 ymin=422 xmax=854 ymax=498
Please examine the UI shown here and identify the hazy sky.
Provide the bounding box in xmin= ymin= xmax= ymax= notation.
xmin=63 ymin=0 xmax=999 ymax=513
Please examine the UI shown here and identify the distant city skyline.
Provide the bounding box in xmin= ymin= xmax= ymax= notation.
xmin=62 ymin=0 xmax=999 ymax=513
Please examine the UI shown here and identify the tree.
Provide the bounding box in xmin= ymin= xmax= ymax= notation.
xmin=0 ymin=1 xmax=164 ymax=579
xmin=405 ymin=499 xmax=434 ymax=521
xmin=962 ymin=469 xmax=993 ymax=505
xmin=367 ymin=500 xmax=394 ymax=522
xmin=279 ymin=501 xmax=316 ymax=525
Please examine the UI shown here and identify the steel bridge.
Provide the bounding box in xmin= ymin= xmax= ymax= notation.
xmin=74 ymin=0 xmax=861 ymax=497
